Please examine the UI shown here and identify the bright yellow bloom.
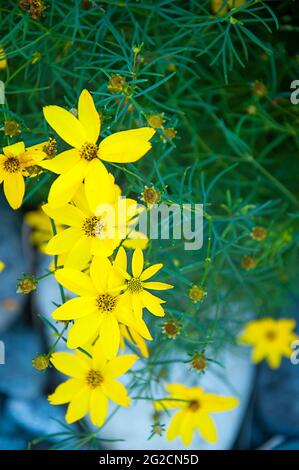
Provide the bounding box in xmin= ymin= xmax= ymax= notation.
xmin=49 ymin=341 xmax=137 ymax=426
xmin=52 ymin=253 xmax=152 ymax=358
xmin=114 ymin=247 xmax=173 ymax=318
xmin=0 ymin=47 xmax=7 ymax=69
xmin=239 ymin=318 xmax=298 ymax=369
xmin=25 ymin=207 xmax=63 ymax=253
xmin=120 ymin=324 xmax=149 ymax=358
xmin=43 ymin=168 xmax=141 ymax=269
xmin=0 ymin=260 xmax=5 ymax=272
xmin=41 ymin=89 xmax=155 ymax=208
xmin=156 ymin=384 xmax=239 ymax=445
xmin=0 ymin=142 xmax=46 ymax=209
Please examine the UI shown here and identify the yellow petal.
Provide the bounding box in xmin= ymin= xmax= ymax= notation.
xmin=196 ymin=412 xmax=218 ymax=444
xmin=45 ymin=227 xmax=81 ymax=254
xmin=3 ymin=142 xmax=25 ymax=156
xmin=251 ymin=345 xmax=267 ymax=364
xmin=3 ymin=173 xmax=25 ymax=209
xmin=142 ymin=281 xmax=173 ymax=290
xmin=141 ymin=290 xmax=165 ymax=317
xmin=104 ymin=354 xmax=138 ymax=378
xmin=123 ymin=231 xmax=148 ymax=250
xmin=92 ymin=339 xmax=108 ymax=370
xmin=267 ymin=352 xmax=282 ymax=369
xmin=52 ymin=297 xmax=97 ymax=321
xmin=102 ymin=379 xmax=130 ymax=406
xmin=204 ymin=394 xmax=239 ymax=412
xmin=64 ymin=235 xmax=92 ymax=270
xmin=55 ymin=268 xmax=97 ymax=296
xmin=166 ymin=410 xmax=184 ymax=441
xmin=99 ymin=128 xmax=155 ymax=163
xmin=84 ymin=159 xmax=113 ymax=212
xmin=132 ymin=248 xmax=144 ymax=277
xmin=99 ymin=315 xmax=120 ymax=359
xmin=78 ymin=89 xmax=101 ymax=143
xmin=140 ymin=263 xmax=163 ymax=281
xmin=128 ymin=327 xmax=149 ymax=358
xmin=65 ymin=386 xmax=90 ymax=424
xmin=42 ymin=202 xmax=85 ymax=227
xmin=50 ymin=351 xmax=89 ymax=378
xmin=40 ymin=149 xmax=80 ymax=174
xmin=165 ymin=384 xmax=190 ymax=399
xmin=43 ymin=105 xmax=86 ymax=148
xmin=109 ymin=247 xmax=127 ymax=291
xmin=67 ymin=313 xmax=102 ymax=349
xmin=48 ymin=378 xmax=83 ymax=404
xmin=89 ymin=389 xmax=108 ymax=427
xmin=47 ymin=160 xmax=88 ymax=208
xmin=180 ymin=412 xmax=197 ymax=446
xmin=90 ymin=256 xmax=112 ymax=291
xmin=91 ymin=237 xmax=117 ymax=258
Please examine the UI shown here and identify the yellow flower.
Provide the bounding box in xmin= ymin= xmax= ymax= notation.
xmin=25 ymin=207 xmax=63 ymax=253
xmin=0 ymin=260 xmax=5 ymax=272
xmin=156 ymin=384 xmax=239 ymax=445
xmin=52 ymin=253 xmax=152 ymax=358
xmin=115 ymin=247 xmax=173 ymax=318
xmin=48 ymin=341 xmax=137 ymax=426
xmin=43 ymin=168 xmax=141 ymax=269
xmin=0 ymin=142 xmax=46 ymax=209
xmin=120 ymin=324 xmax=149 ymax=358
xmin=0 ymin=47 xmax=7 ymax=69
xmin=239 ymin=318 xmax=298 ymax=369
xmin=40 ymin=89 xmax=155 ymax=208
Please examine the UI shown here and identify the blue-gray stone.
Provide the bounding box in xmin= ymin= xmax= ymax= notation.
xmin=256 ymin=357 xmax=299 ymax=437
xmin=0 ymin=323 xmax=47 ymax=399
xmin=0 ymin=434 xmax=28 ymax=450
xmin=0 ymin=194 xmax=30 ymax=333
xmin=6 ymin=397 xmax=69 ymax=439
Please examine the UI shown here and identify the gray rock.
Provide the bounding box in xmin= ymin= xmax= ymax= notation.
xmin=0 ymin=195 xmax=30 ymax=333
xmin=0 ymin=434 xmax=28 ymax=450
xmin=0 ymin=323 xmax=47 ymax=399
xmin=256 ymin=358 xmax=299 ymax=437
xmin=6 ymin=397 xmax=69 ymax=439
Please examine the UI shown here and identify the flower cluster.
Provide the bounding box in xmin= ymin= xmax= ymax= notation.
xmin=1 ymin=86 xmax=296 ymax=447
xmin=32 ymin=89 xmax=174 ymax=427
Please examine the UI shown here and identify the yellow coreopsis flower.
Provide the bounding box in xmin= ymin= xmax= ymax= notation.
xmin=156 ymin=384 xmax=239 ymax=445
xmin=239 ymin=318 xmax=298 ymax=369
xmin=49 ymin=341 xmax=137 ymax=426
xmin=41 ymin=89 xmax=155 ymax=208
xmin=0 ymin=142 xmax=46 ymax=209
xmin=52 ymin=253 xmax=152 ymax=358
xmin=43 ymin=167 xmax=141 ymax=269
xmin=114 ymin=247 xmax=173 ymax=317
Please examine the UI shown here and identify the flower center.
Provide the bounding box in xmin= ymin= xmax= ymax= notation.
xmin=86 ymin=369 xmax=103 ymax=389
xmin=79 ymin=142 xmax=98 ymax=161
xmin=96 ymin=293 xmax=117 ymax=313
xmin=82 ymin=216 xmax=101 ymax=237
xmin=3 ymin=156 xmax=21 ymax=173
xmin=188 ymin=400 xmax=200 ymax=412
xmin=127 ymin=277 xmax=143 ymax=293
xmin=265 ymin=330 xmax=277 ymax=341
